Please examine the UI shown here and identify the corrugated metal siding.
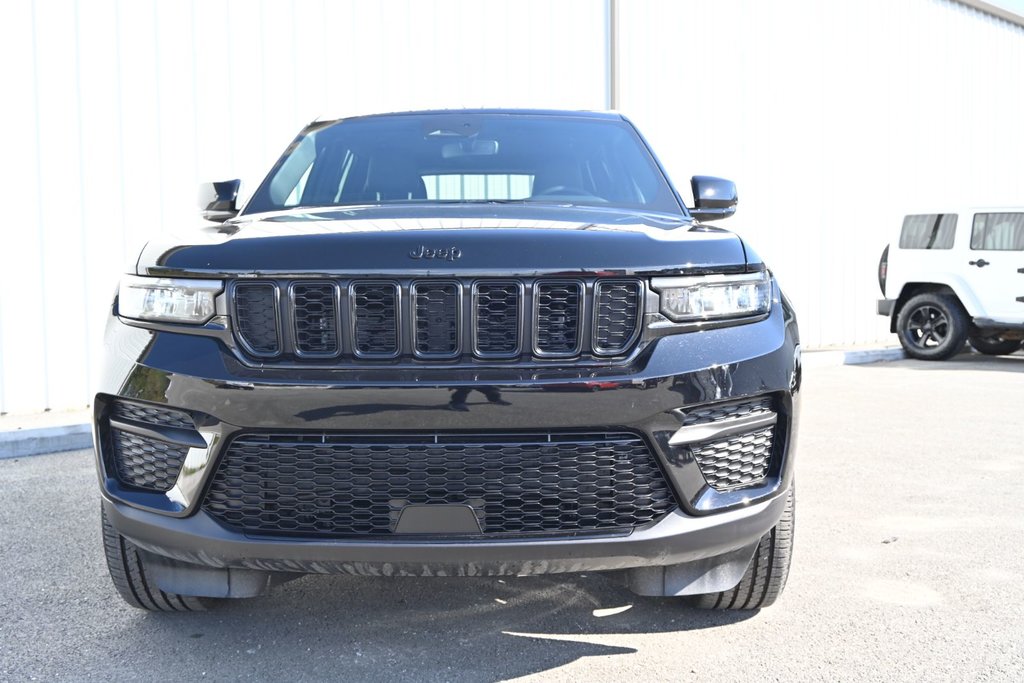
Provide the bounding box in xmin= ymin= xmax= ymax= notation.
xmin=2 ymin=0 xmax=1023 ymax=413
xmin=0 ymin=0 xmax=606 ymax=414
xmin=616 ymin=0 xmax=1024 ymax=348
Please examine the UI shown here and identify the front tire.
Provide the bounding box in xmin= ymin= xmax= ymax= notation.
xmin=968 ymin=334 xmax=1022 ymax=356
xmin=687 ymin=488 xmax=795 ymax=610
xmin=101 ymin=506 xmax=208 ymax=611
xmin=896 ymin=293 xmax=968 ymax=361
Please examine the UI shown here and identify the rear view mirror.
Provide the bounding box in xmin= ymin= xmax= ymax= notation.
xmin=689 ymin=176 xmax=737 ymax=221
xmin=198 ymin=179 xmax=241 ymax=222
xmin=441 ymin=139 xmax=499 ymax=159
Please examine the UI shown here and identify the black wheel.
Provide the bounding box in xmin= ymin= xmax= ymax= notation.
xmin=968 ymin=334 xmax=1022 ymax=356
xmin=688 ymin=488 xmax=794 ymax=610
xmin=101 ymin=506 xmax=208 ymax=611
xmin=896 ymin=293 xmax=969 ymax=361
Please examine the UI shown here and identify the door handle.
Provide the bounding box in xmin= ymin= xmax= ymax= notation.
xmin=969 ymin=259 xmax=990 ymax=268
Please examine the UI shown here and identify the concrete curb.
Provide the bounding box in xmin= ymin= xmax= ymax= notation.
xmin=802 ymin=347 xmax=906 ymax=368
xmin=0 ymin=424 xmax=93 ymax=460
xmin=841 ymin=347 xmax=907 ymax=365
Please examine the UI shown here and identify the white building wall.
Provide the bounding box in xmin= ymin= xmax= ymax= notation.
xmin=1 ymin=0 xmax=1022 ymax=413
xmin=617 ymin=0 xmax=1024 ymax=348
xmin=0 ymin=0 xmax=606 ymax=414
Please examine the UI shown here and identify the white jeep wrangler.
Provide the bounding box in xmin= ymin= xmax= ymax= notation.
xmin=878 ymin=209 xmax=1024 ymax=360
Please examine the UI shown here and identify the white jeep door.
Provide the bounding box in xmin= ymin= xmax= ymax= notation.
xmin=965 ymin=212 xmax=1024 ymax=322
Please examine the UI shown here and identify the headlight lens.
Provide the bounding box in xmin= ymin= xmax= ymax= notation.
xmin=118 ymin=276 xmax=222 ymax=324
xmin=652 ymin=271 xmax=771 ymax=322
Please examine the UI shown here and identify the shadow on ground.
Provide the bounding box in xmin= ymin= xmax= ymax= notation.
xmin=113 ymin=572 xmax=754 ymax=680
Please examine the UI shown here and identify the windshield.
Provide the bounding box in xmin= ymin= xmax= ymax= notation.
xmin=242 ymin=113 xmax=683 ymax=216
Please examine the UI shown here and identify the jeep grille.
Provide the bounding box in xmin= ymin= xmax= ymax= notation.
xmin=229 ymin=278 xmax=643 ymax=363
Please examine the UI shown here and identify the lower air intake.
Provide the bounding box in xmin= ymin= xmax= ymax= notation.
xmin=203 ymin=432 xmax=677 ymax=537
xmin=683 ymin=397 xmax=777 ymax=491
xmin=110 ymin=430 xmax=188 ymax=492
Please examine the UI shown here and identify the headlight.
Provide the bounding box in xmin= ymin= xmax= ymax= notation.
xmin=652 ymin=271 xmax=771 ymax=322
xmin=118 ymin=276 xmax=222 ymax=324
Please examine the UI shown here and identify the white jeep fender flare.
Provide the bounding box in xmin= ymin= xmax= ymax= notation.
xmin=891 ymin=271 xmax=985 ymax=320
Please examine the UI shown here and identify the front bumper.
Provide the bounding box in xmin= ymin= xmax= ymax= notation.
xmin=95 ymin=288 xmax=801 ymax=581
xmin=103 ymin=490 xmax=789 ymax=577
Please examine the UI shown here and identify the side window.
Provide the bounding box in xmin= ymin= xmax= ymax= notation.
xmin=898 ymin=214 xmax=957 ymax=249
xmin=971 ymin=213 xmax=1024 ymax=251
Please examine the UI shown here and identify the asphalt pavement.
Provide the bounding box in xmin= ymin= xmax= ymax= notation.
xmin=1 ymin=353 xmax=1022 ymax=681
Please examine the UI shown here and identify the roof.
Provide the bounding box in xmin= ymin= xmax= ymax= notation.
xmin=956 ymin=0 xmax=1024 ymax=30
xmin=313 ymin=108 xmax=625 ymax=125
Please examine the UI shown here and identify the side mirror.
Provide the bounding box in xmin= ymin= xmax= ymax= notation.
xmin=688 ymin=176 xmax=737 ymax=221
xmin=198 ymin=179 xmax=241 ymax=222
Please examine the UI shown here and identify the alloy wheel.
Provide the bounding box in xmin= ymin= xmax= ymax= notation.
xmin=906 ymin=305 xmax=949 ymax=349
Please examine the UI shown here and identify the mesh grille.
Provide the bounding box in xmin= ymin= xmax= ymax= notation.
xmin=234 ymin=283 xmax=280 ymax=355
xmin=692 ymin=427 xmax=774 ymax=491
xmin=594 ymin=281 xmax=641 ymax=354
xmin=203 ymin=432 xmax=677 ymax=537
xmin=110 ymin=401 xmax=193 ymax=430
xmin=474 ymin=282 xmax=521 ymax=356
xmin=293 ymin=283 xmax=339 ymax=355
xmin=534 ymin=281 xmax=583 ymax=355
xmin=682 ymin=397 xmax=776 ymax=491
xmin=111 ymin=430 xmax=188 ymax=492
xmin=352 ymin=283 xmax=399 ymax=357
xmin=413 ymin=282 xmax=459 ymax=357
xmin=681 ymin=397 xmax=774 ymax=426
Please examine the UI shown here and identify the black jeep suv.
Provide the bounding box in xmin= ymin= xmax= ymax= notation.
xmin=95 ymin=110 xmax=800 ymax=611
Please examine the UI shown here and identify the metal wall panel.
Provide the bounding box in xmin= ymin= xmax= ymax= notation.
xmin=0 ymin=0 xmax=606 ymax=414
xmin=616 ymin=0 xmax=1024 ymax=348
xmin=2 ymin=0 xmax=1022 ymax=412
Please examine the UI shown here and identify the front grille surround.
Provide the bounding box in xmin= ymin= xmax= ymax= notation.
xmin=229 ymin=277 xmax=646 ymax=365
xmin=202 ymin=431 xmax=678 ymax=538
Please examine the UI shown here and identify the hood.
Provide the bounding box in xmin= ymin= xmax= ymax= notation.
xmin=137 ymin=205 xmax=750 ymax=277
